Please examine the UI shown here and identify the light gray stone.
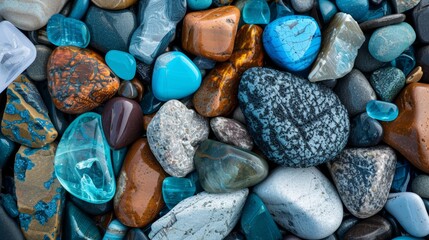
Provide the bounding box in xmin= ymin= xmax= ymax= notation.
xmin=147 ymin=100 xmax=209 ymax=177
xmin=149 ymin=189 xmax=248 ymax=240
xmin=210 ymin=117 xmax=253 ymax=150
xmin=254 ymin=167 xmax=343 ymax=239
xmin=291 ymin=0 xmax=314 ymax=13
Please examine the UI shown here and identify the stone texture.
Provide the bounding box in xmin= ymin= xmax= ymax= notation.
xmin=149 ymin=189 xmax=248 ymax=240
xmin=210 ymin=117 xmax=253 ymax=150
xmin=406 ymin=66 xmax=423 ymax=84
xmin=103 ymin=220 xmax=128 ymax=239
xmin=47 ymin=46 xmax=120 ymax=114
xmin=413 ymin=0 xmax=429 ymax=44
xmin=114 ymin=138 xmax=166 ymax=228
xmin=392 ymin=0 xmax=420 ymax=13
xmin=349 ymin=112 xmax=383 ymax=147
xmin=411 ymin=174 xmax=429 ymax=198
xmin=254 ymin=167 xmax=343 ymax=239
xmin=359 ymin=14 xmax=406 ymax=31
xmin=192 ymin=24 xmax=264 ymax=117
xmin=335 ymin=0 xmax=369 ymax=21
xmin=91 ymin=0 xmax=137 ymax=10
xmin=63 ymin=202 xmax=101 ymax=240
xmin=238 ymin=67 xmax=349 ymax=167
xmin=308 ymin=13 xmax=365 ymax=82
xmin=327 ymin=146 xmax=397 ymax=218
xmin=369 ymin=67 xmax=406 ymax=102
xmin=355 ymin=35 xmax=386 ymax=73
xmin=291 ymin=0 xmax=314 ymax=12
xmin=0 ymin=205 xmax=24 ymax=240
xmin=26 ymin=45 xmax=52 ymax=81
xmin=343 ymin=215 xmax=393 ymax=240
xmin=147 ymin=100 xmax=209 ymax=177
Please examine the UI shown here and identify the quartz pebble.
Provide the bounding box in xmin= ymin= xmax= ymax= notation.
xmin=210 ymin=117 xmax=253 ymax=150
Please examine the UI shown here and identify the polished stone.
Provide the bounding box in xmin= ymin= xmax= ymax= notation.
xmin=47 ymin=14 xmax=90 ymax=48
xmin=26 ymin=45 xmax=52 ymax=81
xmin=366 ymin=100 xmax=399 ymax=121
xmin=70 ymin=195 xmax=113 ymax=216
xmin=411 ymin=174 xmax=429 ymax=198
xmin=355 ymin=35 xmax=386 ymax=73
xmin=238 ymin=67 xmax=349 ymax=167
xmin=0 ymin=132 xmax=15 ymax=168
xmin=47 ymin=46 xmax=120 ymax=114
xmin=413 ymin=0 xmax=429 ymax=44
xmin=210 ymin=117 xmax=253 ymax=150
xmin=406 ymin=66 xmax=423 ymax=84
xmin=393 ymin=46 xmax=416 ymax=76
xmin=118 ymin=81 xmax=138 ymax=99
xmin=359 ymin=14 xmax=406 ymax=31
xmin=103 ymin=219 xmax=128 ymax=240
xmin=336 ymin=216 xmax=359 ymax=240
xmin=105 ymin=50 xmax=136 ymax=81
xmin=269 ymin=0 xmax=294 ymax=21
xmin=291 ymin=0 xmax=314 ymax=12
xmin=343 ymin=215 xmax=393 ymax=240
xmin=194 ymin=139 xmax=268 ymax=193
xmin=318 ymin=0 xmax=337 ymax=23
xmin=63 ymin=202 xmax=102 ymax=240
xmin=369 ymin=67 xmax=405 ymax=102
xmin=69 ymin=0 xmax=90 ymax=19
xmin=242 ymin=0 xmax=271 ymax=24
xmin=187 ymin=0 xmax=212 ymax=10
xmin=125 ymin=228 xmax=149 ymax=240
xmin=391 ymin=158 xmax=411 ymax=192
xmin=392 ymin=0 xmax=420 ymax=13
xmin=55 ymin=112 xmax=116 ymax=204
xmin=140 ymin=86 xmax=164 ymax=115
xmin=308 ymin=13 xmax=365 ymax=82
xmin=359 ymin=0 xmax=391 ymax=22
xmin=349 ymin=112 xmax=383 ymax=147
xmin=91 ymin=0 xmax=137 ymax=10
xmin=162 ymin=177 xmax=196 ymax=209
xmin=0 ymin=205 xmax=24 ymax=240
xmin=336 ymin=0 xmax=369 ymax=21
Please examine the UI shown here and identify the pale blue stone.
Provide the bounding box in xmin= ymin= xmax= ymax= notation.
xmin=366 ymin=100 xmax=399 ymax=122
xmin=319 ymin=0 xmax=338 ymax=23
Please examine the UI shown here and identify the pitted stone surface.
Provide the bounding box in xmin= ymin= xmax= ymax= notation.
xmin=210 ymin=117 xmax=253 ymax=150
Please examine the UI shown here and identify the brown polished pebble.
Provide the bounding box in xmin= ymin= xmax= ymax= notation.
xmin=383 ymin=83 xmax=429 ymax=173
xmin=344 ymin=215 xmax=392 ymax=240
xmin=114 ymin=138 xmax=166 ymax=227
xmin=406 ymin=66 xmax=423 ymax=84
xmin=193 ymin=24 xmax=264 ymax=117
xmin=118 ymin=81 xmax=138 ymax=99
xmin=91 ymin=0 xmax=137 ymax=10
xmin=93 ymin=212 xmax=114 ymax=233
xmin=143 ymin=113 xmax=156 ymax=132
xmin=102 ymin=97 xmax=143 ymax=149
xmin=131 ymin=78 xmax=144 ymax=102
xmin=47 ymin=46 xmax=120 ymax=114
xmin=182 ymin=6 xmax=240 ymax=62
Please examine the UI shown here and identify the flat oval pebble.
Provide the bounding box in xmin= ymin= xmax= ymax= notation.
xmin=254 ymin=167 xmax=343 ymax=239
xmin=105 ymin=50 xmax=136 ymax=81
xmin=343 ymin=215 xmax=393 ymax=240
xmin=349 ymin=112 xmax=383 ymax=147
xmin=366 ymin=100 xmax=399 ymax=121
xmin=369 ymin=67 xmax=405 ymax=102
xmin=47 ymin=14 xmax=90 ymax=48
xmin=210 ymin=117 xmax=253 ymax=150
xmin=359 ymin=14 xmax=406 ymax=31
xmin=238 ymin=67 xmax=349 ymax=167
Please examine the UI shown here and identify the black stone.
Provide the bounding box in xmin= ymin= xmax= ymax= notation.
xmin=70 ymin=196 xmax=113 ymax=216
xmin=416 ymin=45 xmax=429 ymax=82
xmin=343 ymin=215 xmax=393 ymax=240
xmin=359 ymin=14 xmax=406 ymax=31
xmin=413 ymin=0 xmax=429 ymax=44
xmin=336 ymin=215 xmax=360 ymax=240
xmin=26 ymin=45 xmax=52 ymax=81
xmin=135 ymin=61 xmax=152 ymax=85
xmin=0 ymin=205 xmax=24 ymax=240
xmin=355 ymin=35 xmax=386 ymax=73
xmin=349 ymin=112 xmax=383 ymax=147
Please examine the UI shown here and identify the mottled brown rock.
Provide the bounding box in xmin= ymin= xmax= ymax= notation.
xmin=406 ymin=66 xmax=423 ymax=84
xmin=344 ymin=215 xmax=392 ymax=240
xmin=114 ymin=138 xmax=166 ymax=227
xmin=91 ymin=0 xmax=137 ymax=10
xmin=383 ymin=83 xmax=429 ymax=173
xmin=193 ymin=24 xmax=264 ymax=117
xmin=182 ymin=6 xmax=240 ymax=62
xmin=47 ymin=46 xmax=120 ymax=114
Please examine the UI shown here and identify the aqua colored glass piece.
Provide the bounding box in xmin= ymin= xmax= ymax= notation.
xmin=0 ymin=132 xmax=16 ymax=168
xmin=319 ymin=0 xmax=338 ymax=23
xmin=391 ymin=158 xmax=410 ymax=192
xmin=103 ymin=219 xmax=128 ymax=240
xmin=186 ymin=171 xmax=204 ymax=194
xmin=47 ymin=14 xmax=90 ymax=48
xmin=366 ymin=100 xmax=399 ymax=122
xmin=0 ymin=194 xmax=19 ymax=218
xmin=243 ymin=0 xmax=271 ymax=24
xmin=269 ymin=0 xmax=294 ymax=21
xmin=359 ymin=0 xmax=391 ymax=22
xmin=55 ymin=112 xmax=116 ymax=204
xmin=111 ymin=147 xmax=127 ymax=177
xmin=240 ymin=193 xmax=282 ymax=240
xmin=69 ymin=0 xmax=90 ymax=20
xmin=187 ymin=0 xmax=212 ymax=10
xmin=162 ymin=177 xmax=196 ymax=209
xmin=392 ymin=46 xmax=415 ymax=76
xmin=105 ymin=50 xmax=137 ymax=81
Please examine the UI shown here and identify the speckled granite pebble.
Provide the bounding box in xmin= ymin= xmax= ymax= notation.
xmin=369 ymin=67 xmax=405 ymax=102
xmin=210 ymin=117 xmax=253 ymax=150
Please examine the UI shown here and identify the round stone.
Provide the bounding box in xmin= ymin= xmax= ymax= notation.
xmin=411 ymin=174 xmax=429 ymax=198
xmin=336 ymin=0 xmax=369 ymax=21
xmin=369 ymin=67 xmax=406 ymax=102
xmin=291 ymin=0 xmax=314 ymax=13
xmin=26 ymin=45 xmax=52 ymax=81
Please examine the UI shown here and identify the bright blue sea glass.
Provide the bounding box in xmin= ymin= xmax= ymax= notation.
xmin=55 ymin=112 xmax=115 ymax=204
xmin=47 ymin=14 xmax=90 ymax=48
xmin=243 ymin=0 xmax=271 ymax=24
xmin=69 ymin=0 xmax=90 ymax=20
xmin=105 ymin=50 xmax=137 ymax=81
xmin=162 ymin=177 xmax=196 ymax=209
xmin=366 ymin=100 xmax=399 ymax=122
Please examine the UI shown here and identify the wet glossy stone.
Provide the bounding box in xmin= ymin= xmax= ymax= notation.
xmin=152 ymin=51 xmax=201 ymax=101
xmin=406 ymin=66 xmax=423 ymax=84
xmin=47 ymin=14 xmax=90 ymax=48
xmin=369 ymin=23 xmax=416 ymax=62
xmin=118 ymin=81 xmax=138 ymax=99
xmin=85 ymin=6 xmax=137 ymax=53
xmin=193 ymin=24 xmax=263 ymax=117
xmin=318 ymin=0 xmax=337 ymax=23
xmin=336 ymin=216 xmax=359 ymax=239
xmin=0 ymin=132 xmax=15 ymax=168
xmin=264 ymin=15 xmax=321 ymax=72
xmin=103 ymin=219 xmax=128 ymax=240
xmin=239 ymin=67 xmax=349 ymax=167
xmin=359 ymin=14 xmax=406 ymax=31
xmin=70 ymin=195 xmax=113 ymax=216
xmin=147 ymin=100 xmax=209 ymax=177
xmin=413 ymin=0 xmax=429 ymax=44
xmin=309 ymin=13 xmax=365 ymax=82
xmin=162 ymin=177 xmax=196 ymax=209
xmin=359 ymin=0 xmax=392 ymax=22
xmin=64 ymin=202 xmax=102 ymax=240
xmin=366 ymin=100 xmax=399 ymax=121
xmin=55 ymin=112 xmax=116 ymax=204
xmin=194 ymin=139 xmax=268 ymax=193
xmin=369 ymin=67 xmax=405 ymax=102
xmin=344 ymin=215 xmax=393 ymax=240
xmin=392 ymin=0 xmax=420 ymax=13
xmin=382 ymin=83 xmax=429 ymax=173
xmin=130 ymin=0 xmax=186 ymax=65
xmin=92 ymin=0 xmax=137 ymax=10
xmin=182 ymin=6 xmax=240 ymax=62
xmin=69 ymin=0 xmax=90 ymax=19
xmin=115 ymin=138 xmax=166 ymax=228
xmin=102 ymin=97 xmax=143 ymax=150
xmin=1 ymin=75 xmax=57 ymax=148
xmin=336 ymin=0 xmax=369 ymax=21
xmin=149 ymin=189 xmax=248 ymax=240
xmin=269 ymin=0 xmax=294 ymax=21
xmin=105 ymin=50 xmax=136 ymax=81
xmin=391 ymin=158 xmax=411 ymax=192
xmin=242 ymin=0 xmax=271 ymax=24
xmin=355 ymin=35 xmax=386 ymax=73
xmin=0 ymin=205 xmax=24 ymax=240
xmin=125 ymin=228 xmax=149 ymax=240
xmin=411 ymin=174 xmax=429 ymax=198
xmin=240 ymin=193 xmax=281 ymax=240
xmin=15 ymin=143 xmax=65 ymax=240
xmin=26 ymin=45 xmax=52 ymax=81
xmin=111 ymin=147 xmax=127 ymax=177
xmin=210 ymin=117 xmax=253 ymax=150
xmin=47 ymin=46 xmax=120 ymax=114
xmin=349 ymin=112 xmax=383 ymax=147
xmin=254 ymin=167 xmax=343 ymax=239
xmin=393 ymin=46 xmax=416 ymax=76
xmin=140 ymin=86 xmax=164 ymax=115
xmin=327 ymin=146 xmax=396 ymax=218
xmin=135 ymin=61 xmax=152 ymax=85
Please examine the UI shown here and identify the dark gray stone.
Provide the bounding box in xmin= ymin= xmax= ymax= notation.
xmin=0 ymin=205 xmax=24 ymax=240
xmin=355 ymin=35 xmax=386 ymax=73
xmin=26 ymin=45 xmax=52 ymax=81
xmin=369 ymin=67 xmax=405 ymax=102
xmin=359 ymin=14 xmax=406 ymax=31
xmin=349 ymin=112 xmax=383 ymax=147
xmin=417 ymin=45 xmax=429 ymax=82
xmin=210 ymin=117 xmax=253 ymax=150
xmin=411 ymin=174 xmax=429 ymax=198
xmin=291 ymin=0 xmax=314 ymax=13
xmin=336 ymin=215 xmax=359 ymax=239
xmin=238 ymin=67 xmax=349 ymax=167
xmin=413 ymin=0 xmax=429 ymax=44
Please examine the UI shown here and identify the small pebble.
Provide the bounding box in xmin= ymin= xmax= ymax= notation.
xmin=406 ymin=66 xmax=423 ymax=84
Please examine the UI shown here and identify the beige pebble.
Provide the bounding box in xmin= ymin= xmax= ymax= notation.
xmin=406 ymin=66 xmax=423 ymax=84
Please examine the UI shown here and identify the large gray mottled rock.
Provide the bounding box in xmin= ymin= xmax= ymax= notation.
xmin=210 ymin=117 xmax=253 ymax=150
xmin=147 ymin=100 xmax=209 ymax=177
xmin=327 ymin=146 xmax=397 ymax=219
xmin=149 ymin=189 xmax=248 ymax=240
xmin=238 ymin=67 xmax=349 ymax=167
xmin=254 ymin=167 xmax=343 ymax=239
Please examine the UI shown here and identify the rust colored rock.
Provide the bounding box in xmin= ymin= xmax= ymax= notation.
xmin=143 ymin=113 xmax=156 ymax=132
xmin=114 ymin=138 xmax=166 ymax=227
xmin=383 ymin=83 xmax=429 ymax=173
xmin=47 ymin=46 xmax=120 ymax=114
xmin=193 ymin=24 xmax=264 ymax=117
xmin=182 ymin=6 xmax=240 ymax=62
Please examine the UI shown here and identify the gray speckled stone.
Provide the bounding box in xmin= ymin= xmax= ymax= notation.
xmin=254 ymin=167 xmax=343 ymax=239
xmin=149 ymin=189 xmax=248 ymax=240
xmin=327 ymin=146 xmax=397 ymax=219
xmin=334 ymin=69 xmax=377 ymax=116
xmin=411 ymin=174 xmax=429 ymax=198
xmin=26 ymin=45 xmax=52 ymax=81
xmin=291 ymin=0 xmax=314 ymax=13
xmin=369 ymin=67 xmax=405 ymax=102
xmin=210 ymin=117 xmax=253 ymax=150
xmin=147 ymin=100 xmax=209 ymax=177
xmin=238 ymin=67 xmax=349 ymax=167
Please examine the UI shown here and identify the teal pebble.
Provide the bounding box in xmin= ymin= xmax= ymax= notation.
xmin=47 ymin=14 xmax=90 ymax=48
xmin=64 ymin=202 xmax=101 ymax=240
xmin=1 ymin=194 xmax=19 ymax=218
xmin=162 ymin=177 xmax=196 ymax=210
xmin=69 ymin=0 xmax=90 ymax=20
xmin=369 ymin=67 xmax=405 ymax=102
xmin=0 ymin=132 xmax=15 ymax=168
xmin=336 ymin=0 xmax=369 ymax=21
xmin=391 ymin=158 xmax=410 ymax=192
xmin=243 ymin=0 xmax=271 ymax=25
xmin=105 ymin=50 xmax=137 ymax=81
xmin=366 ymin=100 xmax=399 ymax=122
xmin=103 ymin=219 xmax=128 ymax=240
xmin=391 ymin=46 xmax=416 ymax=76
xmin=269 ymin=0 xmax=294 ymax=21
xmin=358 ymin=0 xmax=391 ymax=22
xmin=187 ymin=0 xmax=212 ymax=10
xmin=318 ymin=0 xmax=337 ymax=23
xmin=111 ymin=147 xmax=127 ymax=177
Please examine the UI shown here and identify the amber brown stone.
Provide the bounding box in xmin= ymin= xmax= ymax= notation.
xmin=182 ymin=6 xmax=240 ymax=62
xmin=193 ymin=24 xmax=264 ymax=117
xmin=91 ymin=0 xmax=137 ymax=10
xmin=406 ymin=66 xmax=423 ymax=84
xmin=47 ymin=46 xmax=120 ymax=114
xmin=143 ymin=113 xmax=156 ymax=132
xmin=114 ymin=138 xmax=166 ymax=227
xmin=131 ymin=78 xmax=144 ymax=102
xmin=383 ymin=83 xmax=429 ymax=173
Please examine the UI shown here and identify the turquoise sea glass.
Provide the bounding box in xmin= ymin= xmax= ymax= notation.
xmin=55 ymin=112 xmax=116 ymax=204
xmin=47 ymin=14 xmax=90 ymax=48
xmin=105 ymin=50 xmax=137 ymax=81
xmin=162 ymin=177 xmax=196 ymax=209
xmin=69 ymin=0 xmax=90 ymax=20
xmin=243 ymin=0 xmax=271 ymax=24
xmin=111 ymin=147 xmax=127 ymax=177
xmin=269 ymin=0 xmax=294 ymax=21
xmin=366 ymin=100 xmax=399 ymax=122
